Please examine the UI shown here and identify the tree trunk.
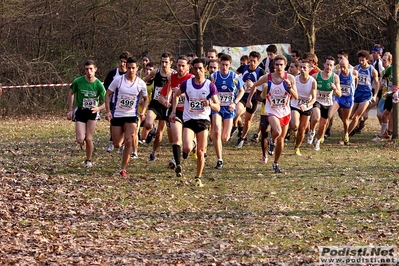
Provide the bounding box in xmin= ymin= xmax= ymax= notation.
xmin=389 ymin=0 xmax=399 ymax=139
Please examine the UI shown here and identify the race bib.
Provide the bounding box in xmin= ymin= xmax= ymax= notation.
xmin=316 ymin=90 xmax=332 ymax=105
xmin=118 ymin=95 xmax=137 ymax=110
xmin=358 ymin=73 xmax=369 ymax=86
xmin=341 ymin=84 xmax=351 ymax=96
xmin=189 ymin=97 xmax=205 ymax=113
xmin=270 ymin=97 xmax=286 ymax=108
xmin=177 ymin=95 xmax=185 ymax=108
xmin=153 ymin=86 xmax=162 ymax=100
xmin=219 ymin=92 xmax=234 ymax=106
xmin=83 ymin=98 xmax=96 ymax=109
xmin=297 ymin=98 xmax=310 ymax=106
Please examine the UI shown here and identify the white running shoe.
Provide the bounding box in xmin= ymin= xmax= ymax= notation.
xmin=106 ymin=141 xmax=114 ymax=153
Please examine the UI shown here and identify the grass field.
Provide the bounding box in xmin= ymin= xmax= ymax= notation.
xmin=0 ymin=114 xmax=398 ymax=265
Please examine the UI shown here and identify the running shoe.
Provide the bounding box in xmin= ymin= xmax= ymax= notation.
xmin=250 ymin=133 xmax=259 ymax=142
xmin=307 ymin=130 xmax=315 ymax=144
xmin=267 ymin=139 xmax=275 ymax=155
xmin=343 ymin=134 xmax=349 ymax=146
xmin=106 ymin=141 xmax=114 ymax=153
xmin=372 ymin=135 xmax=382 ymax=142
xmin=237 ymin=127 xmax=243 ymax=138
xmin=314 ymin=139 xmax=320 ymax=151
xmin=191 ymin=140 xmax=197 ymax=159
xmin=230 ymin=126 xmax=238 ymax=138
xmin=215 ymin=160 xmax=223 ymax=169
xmin=381 ymin=132 xmax=392 ymax=140
xmin=149 ymin=152 xmax=156 ymax=162
xmin=236 ymin=137 xmax=245 ymax=148
xmin=85 ymin=160 xmax=92 ymax=168
xmin=118 ymin=143 xmax=124 ymax=154
xmin=119 ymin=169 xmax=127 ymax=178
xmin=195 ymin=177 xmax=204 ymax=187
xmin=319 ymin=137 xmax=325 ymax=144
xmin=272 ymin=162 xmax=282 ymax=173
xmin=131 ymin=152 xmax=138 ymax=159
xmin=80 ymin=141 xmax=86 ymax=151
xmin=261 ymin=155 xmax=268 ymax=164
xmin=146 ymin=125 xmax=157 ymax=144
xmin=295 ymin=147 xmax=302 ymax=156
xmin=168 ymin=158 xmax=176 ymax=169
xmin=175 ymin=164 xmax=182 ymax=177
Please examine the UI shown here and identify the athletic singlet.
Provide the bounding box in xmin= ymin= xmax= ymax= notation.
xmin=152 ymin=69 xmax=169 ymax=101
xmin=159 ymin=73 xmax=192 ymax=111
xmin=338 ymin=70 xmax=355 ymax=97
xmin=265 ymin=73 xmax=291 ymax=118
xmin=380 ymin=65 xmax=393 ymax=100
xmin=315 ymin=72 xmax=335 ymax=106
xmin=180 ymin=78 xmax=217 ymax=122
xmin=108 ymin=75 xmax=147 ymax=118
xmin=257 ymin=83 xmax=268 ymax=116
xmin=210 ymin=70 xmax=244 ymax=107
xmin=290 ymin=75 xmax=314 ymax=111
xmin=356 ymin=65 xmax=373 ymax=93
xmin=240 ymin=65 xmax=263 ymax=101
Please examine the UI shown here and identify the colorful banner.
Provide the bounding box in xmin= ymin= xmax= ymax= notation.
xmin=213 ymin=43 xmax=292 ymax=70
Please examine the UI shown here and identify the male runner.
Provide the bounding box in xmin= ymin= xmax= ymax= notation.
xmin=105 ymin=57 xmax=148 ymax=177
xmin=307 ymin=56 xmax=341 ymax=151
xmin=252 ymin=55 xmax=298 ymax=173
xmin=103 ymin=51 xmax=131 ymax=153
xmin=209 ymin=54 xmax=244 ymax=169
xmin=142 ymin=52 xmax=174 ymax=161
xmin=67 ymin=60 xmax=106 ymax=167
xmin=170 ymin=57 xmax=220 ymax=187
xmin=289 ymin=60 xmax=317 ymax=155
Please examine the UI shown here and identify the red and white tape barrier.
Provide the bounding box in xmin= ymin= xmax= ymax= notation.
xmin=0 ymin=83 xmax=71 ymax=89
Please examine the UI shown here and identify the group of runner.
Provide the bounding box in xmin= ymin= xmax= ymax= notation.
xmin=67 ymin=44 xmax=394 ymax=185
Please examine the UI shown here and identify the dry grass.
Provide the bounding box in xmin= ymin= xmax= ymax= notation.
xmin=0 ymin=115 xmax=398 ymax=265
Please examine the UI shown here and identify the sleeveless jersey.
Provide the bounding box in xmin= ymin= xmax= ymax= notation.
xmin=181 ymin=78 xmax=218 ymax=122
xmin=108 ymin=75 xmax=148 ymax=118
xmin=356 ymin=65 xmax=373 ymax=93
xmin=380 ymin=65 xmax=393 ymax=100
xmin=159 ymin=73 xmax=192 ymax=111
xmin=338 ymin=70 xmax=355 ymax=98
xmin=240 ymin=65 xmax=263 ymax=101
xmin=315 ymin=72 xmax=335 ymax=106
xmin=290 ymin=75 xmax=314 ymax=111
xmin=152 ymin=69 xmax=169 ymax=101
xmin=265 ymin=73 xmax=291 ymax=118
xmin=210 ymin=70 xmax=244 ymax=107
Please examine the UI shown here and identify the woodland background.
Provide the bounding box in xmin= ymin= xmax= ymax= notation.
xmin=0 ymin=0 xmax=395 ymax=115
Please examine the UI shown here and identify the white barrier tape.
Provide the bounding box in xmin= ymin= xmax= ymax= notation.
xmin=0 ymin=83 xmax=71 ymax=89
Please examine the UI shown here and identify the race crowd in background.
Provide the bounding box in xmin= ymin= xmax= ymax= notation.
xmin=66 ymin=44 xmax=394 ymax=186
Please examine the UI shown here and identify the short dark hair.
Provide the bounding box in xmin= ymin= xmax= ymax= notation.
xmin=186 ymin=52 xmax=197 ymax=58
xmin=240 ymin=55 xmax=249 ymax=61
xmin=249 ymin=51 xmax=261 ymax=59
xmin=208 ymin=48 xmax=218 ymax=54
xmin=207 ymin=59 xmax=218 ymax=66
xmin=146 ymin=62 xmax=155 ymax=68
xmin=291 ymin=60 xmax=300 ymax=67
xmin=266 ymin=44 xmax=278 ymax=54
xmin=192 ymin=57 xmax=207 ymax=66
xmin=337 ymin=50 xmax=348 ymax=57
xmin=120 ymin=51 xmax=132 ymax=60
xmin=357 ymin=50 xmax=370 ymax=59
xmin=220 ymin=54 xmax=232 ymax=63
xmin=161 ymin=52 xmax=173 ymax=62
xmin=217 ymin=52 xmax=224 ymax=58
xmin=127 ymin=57 xmax=137 ymax=64
xmin=177 ymin=55 xmax=189 ymax=62
xmin=291 ymin=49 xmax=301 ymax=58
xmin=325 ymin=56 xmax=335 ymax=63
xmin=85 ymin=59 xmax=97 ymax=67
